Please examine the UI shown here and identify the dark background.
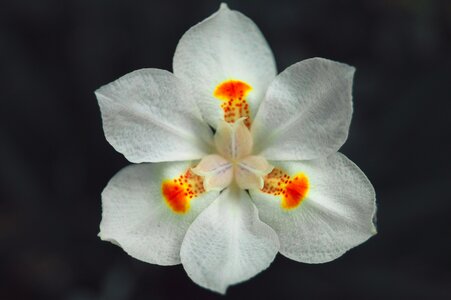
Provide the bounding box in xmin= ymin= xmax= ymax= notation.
xmin=1 ymin=0 xmax=450 ymax=299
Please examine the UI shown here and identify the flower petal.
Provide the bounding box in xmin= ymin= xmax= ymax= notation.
xmin=249 ymin=153 xmax=376 ymax=263
xmin=191 ymin=154 xmax=233 ymax=191
xmin=214 ymin=118 xmax=253 ymax=160
xmin=252 ymin=58 xmax=355 ymax=160
xmin=99 ymin=162 xmax=218 ymax=265
xmin=235 ymin=156 xmax=273 ymax=190
xmin=173 ymin=3 xmax=277 ymax=128
xmin=95 ymin=69 xmax=213 ymax=163
xmin=180 ymin=186 xmax=279 ymax=294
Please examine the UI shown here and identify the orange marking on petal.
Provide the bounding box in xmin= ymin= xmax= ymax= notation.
xmin=282 ymin=174 xmax=309 ymax=209
xmin=214 ymin=80 xmax=252 ymax=128
xmin=162 ymin=181 xmax=188 ymax=213
xmin=162 ymin=169 xmax=205 ymax=214
xmin=262 ymin=168 xmax=309 ymax=210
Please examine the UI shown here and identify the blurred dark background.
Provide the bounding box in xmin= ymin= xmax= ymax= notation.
xmin=1 ymin=0 xmax=450 ymax=299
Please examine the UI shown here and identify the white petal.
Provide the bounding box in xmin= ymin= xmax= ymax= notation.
xmin=249 ymin=153 xmax=376 ymax=263
xmin=99 ymin=162 xmax=218 ymax=266
xmin=235 ymin=156 xmax=273 ymax=190
xmin=191 ymin=154 xmax=233 ymax=191
xmin=180 ymin=186 xmax=279 ymax=294
xmin=214 ymin=118 xmax=253 ymax=160
xmin=96 ymin=69 xmax=213 ymax=163
xmin=173 ymin=3 xmax=277 ymax=128
xmin=252 ymin=58 xmax=355 ymax=160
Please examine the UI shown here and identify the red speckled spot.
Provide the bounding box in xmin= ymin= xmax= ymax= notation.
xmin=162 ymin=169 xmax=205 ymax=214
xmin=282 ymin=174 xmax=309 ymax=209
xmin=262 ymin=168 xmax=309 ymax=210
xmin=214 ymin=80 xmax=252 ymax=128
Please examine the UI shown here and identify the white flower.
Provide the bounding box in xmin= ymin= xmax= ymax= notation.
xmin=95 ymin=3 xmax=377 ymax=294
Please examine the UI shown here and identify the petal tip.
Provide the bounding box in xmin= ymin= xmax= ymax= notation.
xmin=371 ymin=224 xmax=378 ymax=235
xmin=219 ymin=3 xmax=229 ymax=10
xmin=93 ymin=89 xmax=102 ymax=98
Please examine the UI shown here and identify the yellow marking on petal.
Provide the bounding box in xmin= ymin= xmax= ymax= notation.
xmin=162 ymin=169 xmax=205 ymax=214
xmin=261 ymin=168 xmax=309 ymax=210
xmin=214 ymin=80 xmax=252 ymax=128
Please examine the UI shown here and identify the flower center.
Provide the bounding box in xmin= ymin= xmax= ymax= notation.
xmin=192 ymin=118 xmax=273 ymax=191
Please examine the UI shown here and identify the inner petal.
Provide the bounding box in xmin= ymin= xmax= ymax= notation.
xmin=191 ymin=154 xmax=233 ymax=191
xmin=214 ymin=118 xmax=253 ymax=160
xmin=214 ymin=80 xmax=252 ymax=128
xmin=235 ymin=156 xmax=273 ymax=190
